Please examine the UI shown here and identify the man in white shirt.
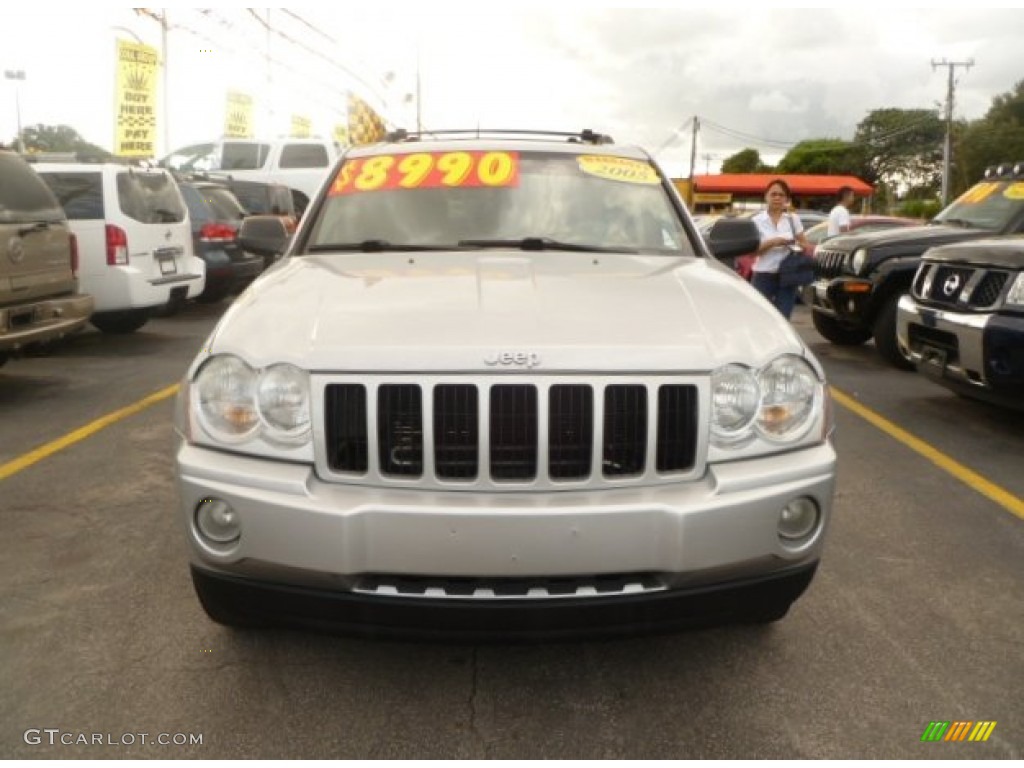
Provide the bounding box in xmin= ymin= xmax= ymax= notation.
xmin=827 ymin=186 xmax=855 ymax=237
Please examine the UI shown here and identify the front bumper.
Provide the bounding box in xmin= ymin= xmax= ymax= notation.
xmin=807 ymin=278 xmax=875 ymax=328
xmin=176 ymin=439 xmax=836 ymax=632
xmin=898 ymin=295 xmax=1024 ymax=409
xmin=191 ymin=561 xmax=819 ymax=640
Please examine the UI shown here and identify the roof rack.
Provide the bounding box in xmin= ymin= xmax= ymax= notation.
xmin=383 ymin=128 xmax=615 ymax=145
xmin=22 ymin=152 xmax=148 ymax=166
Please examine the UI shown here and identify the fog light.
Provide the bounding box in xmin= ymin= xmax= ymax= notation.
xmin=195 ymin=498 xmax=240 ymax=544
xmin=779 ymin=497 xmax=819 ymax=541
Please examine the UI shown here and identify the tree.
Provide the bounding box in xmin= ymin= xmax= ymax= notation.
xmin=721 ymin=148 xmax=771 ymax=173
xmin=853 ymin=108 xmax=945 ymax=194
xmin=775 ymin=138 xmax=867 ymax=177
xmin=18 ymin=124 xmax=111 ymax=161
xmin=954 ymin=79 xmax=1024 ymax=192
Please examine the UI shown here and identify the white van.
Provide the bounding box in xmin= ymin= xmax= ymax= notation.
xmin=35 ymin=163 xmax=206 ymax=333
xmin=159 ymin=138 xmax=340 ymax=215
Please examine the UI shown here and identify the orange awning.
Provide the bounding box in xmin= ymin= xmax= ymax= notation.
xmin=693 ymin=174 xmax=873 ymax=196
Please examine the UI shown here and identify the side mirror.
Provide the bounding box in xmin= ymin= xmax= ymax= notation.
xmin=707 ymin=218 xmax=761 ymax=261
xmin=237 ymin=215 xmax=291 ymax=259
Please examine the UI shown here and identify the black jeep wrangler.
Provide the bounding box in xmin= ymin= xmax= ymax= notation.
xmin=808 ymin=163 xmax=1024 ymax=368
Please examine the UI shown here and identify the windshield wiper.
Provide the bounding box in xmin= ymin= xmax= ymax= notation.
xmin=306 ymin=240 xmax=455 ymax=253
xmin=938 ymin=217 xmax=973 ymax=228
xmin=458 ymin=237 xmax=638 ymax=254
xmin=17 ymin=220 xmax=52 ymax=237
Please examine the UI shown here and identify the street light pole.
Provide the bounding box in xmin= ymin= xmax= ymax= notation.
xmin=4 ymin=69 xmax=26 ymax=153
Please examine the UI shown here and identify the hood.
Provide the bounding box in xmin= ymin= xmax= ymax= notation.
xmin=206 ymin=251 xmax=805 ymax=373
xmin=823 ymin=224 xmax=994 ymax=253
xmin=924 ymin=236 xmax=1024 ymax=269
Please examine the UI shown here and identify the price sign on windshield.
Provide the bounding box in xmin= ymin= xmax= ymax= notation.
xmin=329 ymin=151 xmax=520 ymax=196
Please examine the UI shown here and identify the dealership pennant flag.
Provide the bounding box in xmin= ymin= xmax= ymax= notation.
xmin=347 ymin=93 xmax=386 ymax=145
xmin=114 ymin=39 xmax=159 ymax=157
xmin=224 ymin=91 xmax=253 ymax=138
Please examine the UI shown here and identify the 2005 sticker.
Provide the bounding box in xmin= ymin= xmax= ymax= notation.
xmin=576 ymin=155 xmax=660 ymax=184
xmin=329 ymin=151 xmax=520 ymax=195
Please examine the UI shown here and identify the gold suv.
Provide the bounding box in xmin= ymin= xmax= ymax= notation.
xmin=0 ymin=149 xmax=93 ymax=367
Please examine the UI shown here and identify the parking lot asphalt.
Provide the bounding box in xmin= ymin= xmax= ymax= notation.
xmin=1 ymin=301 xmax=1021 ymax=759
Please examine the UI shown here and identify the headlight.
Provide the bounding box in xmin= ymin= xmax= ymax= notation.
xmin=711 ymin=356 xmax=823 ymax=451
xmin=756 ymin=355 xmax=819 ymax=442
xmin=256 ymin=363 xmax=311 ymax=442
xmin=711 ymin=364 xmax=760 ymax=445
xmin=851 ymin=248 xmax=868 ymax=274
xmin=192 ymin=355 xmax=312 ymax=448
xmin=1006 ymin=272 xmax=1024 ymax=309
xmin=194 ymin=355 xmax=259 ymax=442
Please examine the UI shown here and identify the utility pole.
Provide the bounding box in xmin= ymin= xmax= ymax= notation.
xmin=160 ymin=9 xmax=169 ymax=157
xmin=4 ymin=69 xmax=25 ymax=153
xmin=931 ymin=57 xmax=974 ymax=206
xmin=266 ymin=9 xmax=274 ymax=136
xmin=688 ymin=115 xmax=700 ymax=208
xmin=702 ymin=152 xmax=714 ymax=175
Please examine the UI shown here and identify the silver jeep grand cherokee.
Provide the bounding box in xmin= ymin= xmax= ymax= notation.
xmin=174 ymin=129 xmax=837 ymax=638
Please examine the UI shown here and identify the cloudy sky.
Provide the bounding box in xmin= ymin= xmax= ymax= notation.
xmin=2 ymin=4 xmax=1022 ymax=176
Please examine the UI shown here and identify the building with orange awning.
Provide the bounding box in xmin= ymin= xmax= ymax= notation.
xmin=674 ymin=173 xmax=874 ymax=212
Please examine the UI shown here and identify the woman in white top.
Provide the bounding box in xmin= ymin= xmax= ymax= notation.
xmin=750 ymin=178 xmax=813 ymax=319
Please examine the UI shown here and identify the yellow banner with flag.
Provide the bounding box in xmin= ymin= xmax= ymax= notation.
xmin=114 ymin=39 xmax=159 ymax=157
xmin=333 ymin=124 xmax=350 ymax=147
xmin=291 ymin=115 xmax=312 ymax=138
xmin=347 ymin=93 xmax=386 ymax=145
xmin=225 ymin=91 xmax=253 ymax=138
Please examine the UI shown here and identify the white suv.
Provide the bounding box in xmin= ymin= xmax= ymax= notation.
xmin=175 ymin=130 xmax=837 ymax=639
xmin=35 ymin=163 xmax=205 ymax=333
xmin=159 ymin=138 xmax=340 ymax=216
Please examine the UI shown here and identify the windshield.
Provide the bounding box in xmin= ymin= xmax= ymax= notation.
xmin=933 ymin=179 xmax=1024 ymax=231
xmin=305 ymin=150 xmax=691 ymax=255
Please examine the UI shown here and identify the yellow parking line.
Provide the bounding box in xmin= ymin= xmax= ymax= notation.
xmin=0 ymin=383 xmax=180 ymax=482
xmin=831 ymin=386 xmax=1024 ymax=520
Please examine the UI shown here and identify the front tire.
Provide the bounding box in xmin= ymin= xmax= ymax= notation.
xmin=90 ymin=309 xmax=150 ymax=334
xmin=873 ymin=293 xmax=915 ymax=370
xmin=812 ymin=311 xmax=872 ymax=346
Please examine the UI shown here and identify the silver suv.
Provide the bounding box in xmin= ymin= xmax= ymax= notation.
xmin=174 ymin=130 xmax=837 ymax=638
xmin=0 ymin=149 xmax=93 ymax=367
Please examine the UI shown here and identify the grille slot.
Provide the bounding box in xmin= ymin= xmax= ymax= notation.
xmin=815 ymin=249 xmax=845 ymax=278
xmin=971 ymin=271 xmax=1009 ymax=308
xmin=325 ymin=384 xmax=368 ymax=472
xmin=912 ymin=264 xmax=931 ymax=297
xmin=434 ymin=384 xmax=478 ymax=480
xmin=657 ymin=385 xmax=698 ymax=472
xmin=603 ymin=385 xmax=647 ymax=477
xmin=378 ymin=384 xmax=423 ymax=477
xmin=490 ymin=385 xmax=538 ymax=481
xmin=548 ymin=385 xmax=593 ymax=480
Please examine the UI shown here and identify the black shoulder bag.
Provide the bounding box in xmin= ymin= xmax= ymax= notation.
xmin=777 ymin=214 xmax=816 ymax=288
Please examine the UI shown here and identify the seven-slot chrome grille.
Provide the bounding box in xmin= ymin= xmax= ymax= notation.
xmin=814 ymin=248 xmax=847 ymax=279
xmin=912 ymin=262 xmax=1013 ymax=311
xmin=317 ymin=376 xmax=704 ymax=490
